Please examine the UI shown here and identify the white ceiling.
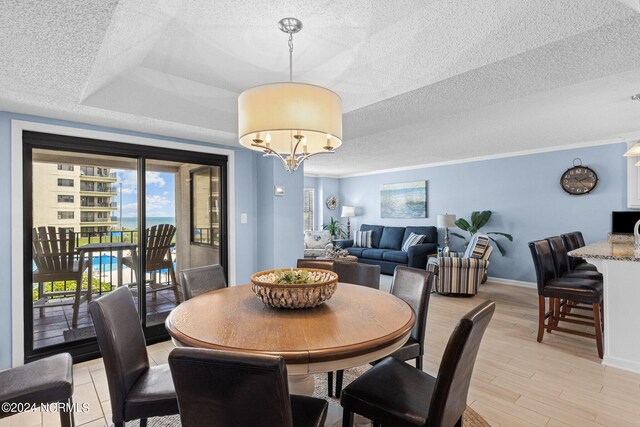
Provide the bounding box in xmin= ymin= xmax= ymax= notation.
xmin=1 ymin=0 xmax=639 ymax=176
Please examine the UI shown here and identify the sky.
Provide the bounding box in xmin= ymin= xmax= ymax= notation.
xmin=113 ymin=170 xmax=176 ymax=218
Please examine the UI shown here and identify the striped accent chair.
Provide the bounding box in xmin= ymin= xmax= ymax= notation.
xmin=427 ymin=233 xmax=492 ymax=296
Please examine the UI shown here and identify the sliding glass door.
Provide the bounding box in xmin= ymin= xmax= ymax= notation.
xmin=23 ymin=131 xmax=228 ymax=362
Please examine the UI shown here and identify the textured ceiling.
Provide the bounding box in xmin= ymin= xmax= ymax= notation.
xmin=0 ymin=0 xmax=639 ymax=175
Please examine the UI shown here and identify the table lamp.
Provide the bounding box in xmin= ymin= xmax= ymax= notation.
xmin=437 ymin=213 xmax=457 ymax=255
xmin=341 ymin=206 xmax=356 ymax=238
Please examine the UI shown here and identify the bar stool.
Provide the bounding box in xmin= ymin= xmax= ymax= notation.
xmin=561 ymin=231 xmax=599 ymax=272
xmin=529 ymin=240 xmax=603 ymax=358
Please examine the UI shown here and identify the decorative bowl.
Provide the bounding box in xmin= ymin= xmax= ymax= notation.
xmin=250 ymin=268 xmax=338 ymax=309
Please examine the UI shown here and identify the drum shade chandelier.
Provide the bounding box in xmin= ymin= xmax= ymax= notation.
xmin=238 ymin=17 xmax=343 ymax=173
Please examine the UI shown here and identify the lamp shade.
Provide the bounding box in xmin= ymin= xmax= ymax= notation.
xmin=341 ymin=206 xmax=355 ymax=218
xmin=624 ymin=142 xmax=640 ymax=157
xmin=238 ymin=82 xmax=342 ymax=154
xmin=437 ymin=214 xmax=456 ymax=228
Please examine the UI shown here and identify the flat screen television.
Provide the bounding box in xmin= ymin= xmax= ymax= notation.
xmin=611 ymin=211 xmax=640 ymax=234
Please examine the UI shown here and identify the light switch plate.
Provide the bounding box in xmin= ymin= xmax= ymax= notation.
xmin=240 ymin=213 xmax=248 ymax=224
xmin=274 ymin=185 xmax=285 ymax=196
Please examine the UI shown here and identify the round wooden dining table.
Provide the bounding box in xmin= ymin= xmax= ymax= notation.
xmin=165 ymin=283 xmax=416 ymax=396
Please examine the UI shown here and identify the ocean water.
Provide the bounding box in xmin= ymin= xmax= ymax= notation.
xmin=118 ymin=216 xmax=176 ymax=230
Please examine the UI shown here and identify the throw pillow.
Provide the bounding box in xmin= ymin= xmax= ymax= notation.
xmin=470 ymin=235 xmax=490 ymax=258
xmin=401 ymin=232 xmax=425 ymax=252
xmin=354 ymin=230 xmax=373 ymax=248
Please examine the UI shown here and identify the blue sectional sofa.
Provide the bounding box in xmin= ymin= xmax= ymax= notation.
xmin=341 ymin=224 xmax=438 ymax=275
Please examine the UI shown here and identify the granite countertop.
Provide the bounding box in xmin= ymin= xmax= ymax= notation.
xmin=569 ymin=240 xmax=640 ymax=262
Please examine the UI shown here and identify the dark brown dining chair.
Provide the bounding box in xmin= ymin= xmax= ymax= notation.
xmin=529 ymin=240 xmax=603 ymax=358
xmin=340 ymin=301 xmax=496 ymax=427
xmin=179 ymin=264 xmax=227 ymax=300
xmin=333 ymin=262 xmax=380 ymax=289
xmin=0 ymin=353 xmax=74 ymax=427
xmin=124 ymin=224 xmax=181 ymax=303
xmin=89 ymin=287 xmax=178 ymax=427
xmin=168 ymin=347 xmax=328 ymax=427
xmin=32 ymin=226 xmax=89 ymax=326
xmin=327 ymin=262 xmax=381 ymax=397
xmin=297 ymin=258 xmax=335 ymax=270
xmin=561 ymin=231 xmax=598 ymax=272
xmin=331 ymin=266 xmax=432 ymax=399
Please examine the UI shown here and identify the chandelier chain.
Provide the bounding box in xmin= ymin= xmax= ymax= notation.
xmin=288 ymin=32 xmax=293 ymax=82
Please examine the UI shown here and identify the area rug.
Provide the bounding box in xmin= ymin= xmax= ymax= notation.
xmin=129 ymin=365 xmax=490 ymax=426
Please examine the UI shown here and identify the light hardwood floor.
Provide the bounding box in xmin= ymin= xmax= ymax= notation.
xmin=4 ymin=282 xmax=640 ymax=427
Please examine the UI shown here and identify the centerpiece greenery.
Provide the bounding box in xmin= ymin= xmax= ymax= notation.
xmin=451 ymin=210 xmax=513 ymax=256
xmin=323 ymin=217 xmax=346 ymax=239
xmin=273 ymin=269 xmax=316 ymax=284
xmin=325 ymin=245 xmax=350 ymax=259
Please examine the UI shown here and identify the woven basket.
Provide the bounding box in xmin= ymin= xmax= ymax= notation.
xmin=250 ymin=268 xmax=338 ymax=309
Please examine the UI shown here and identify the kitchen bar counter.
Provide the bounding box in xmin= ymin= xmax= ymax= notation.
xmin=569 ymin=240 xmax=640 ymax=373
xmin=569 ymin=240 xmax=640 ymax=262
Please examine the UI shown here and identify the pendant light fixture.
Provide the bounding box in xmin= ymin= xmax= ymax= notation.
xmin=238 ymin=17 xmax=343 ymax=173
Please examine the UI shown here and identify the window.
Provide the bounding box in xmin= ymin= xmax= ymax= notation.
xmin=58 ymin=195 xmax=74 ymax=203
xmin=190 ymin=167 xmax=221 ymax=246
xmin=57 ymin=164 xmax=74 ymax=171
xmin=57 ymin=178 xmax=74 ymax=187
xmin=57 ymin=211 xmax=74 ymax=220
xmin=304 ymin=188 xmax=314 ymax=231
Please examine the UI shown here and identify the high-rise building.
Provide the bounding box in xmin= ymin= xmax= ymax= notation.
xmin=32 ymin=163 xmax=118 ymax=236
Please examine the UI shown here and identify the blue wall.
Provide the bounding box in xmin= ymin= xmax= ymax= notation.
xmin=339 ymin=143 xmax=627 ymax=281
xmin=0 ymin=112 xmax=302 ymax=369
xmin=304 ymin=176 xmax=342 ymax=231
xmin=257 ymin=159 xmax=305 ymax=270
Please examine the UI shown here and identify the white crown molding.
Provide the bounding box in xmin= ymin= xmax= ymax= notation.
xmin=10 ymin=119 xmax=237 ymax=367
xmin=306 ymin=134 xmax=639 ymax=179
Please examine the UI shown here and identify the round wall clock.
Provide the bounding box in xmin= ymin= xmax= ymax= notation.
xmin=560 ymin=159 xmax=598 ymax=195
xmin=326 ymin=196 xmax=338 ymax=210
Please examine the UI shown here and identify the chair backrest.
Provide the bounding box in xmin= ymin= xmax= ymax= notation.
xmin=390 ymin=267 xmax=433 ymax=351
xmin=180 ymin=264 xmax=227 ymax=300
xmin=304 ymin=230 xmax=332 ymax=249
xmin=146 ymin=224 xmax=176 ymax=271
xmin=89 ymin=287 xmax=149 ymax=424
xmin=296 ymin=259 xmax=335 ymax=271
xmin=528 ymin=240 xmax=557 ymax=295
xmin=32 ymin=226 xmax=76 ymax=274
xmin=546 ymin=236 xmax=570 ymax=276
xmin=462 ymin=234 xmax=490 ymax=259
xmin=428 ymin=301 xmax=495 ymax=427
xmin=169 ymin=348 xmax=295 ymax=427
xmin=561 ymin=232 xmax=585 ymax=270
xmin=482 ymin=245 xmax=493 ymax=261
xmin=333 ymin=262 xmax=380 ymax=289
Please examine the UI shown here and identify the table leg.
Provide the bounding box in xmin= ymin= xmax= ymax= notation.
xmin=116 ymin=249 xmax=123 ymax=288
xmin=287 ymin=374 xmax=315 ymax=395
xmin=287 ymin=373 xmax=371 ymax=427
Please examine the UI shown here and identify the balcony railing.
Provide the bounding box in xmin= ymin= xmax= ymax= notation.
xmin=80 ymin=169 xmax=117 ymax=178
xmin=81 ymin=216 xmax=115 ymax=223
xmin=80 ymin=201 xmax=117 ymax=208
xmin=80 ymin=184 xmax=117 ymax=193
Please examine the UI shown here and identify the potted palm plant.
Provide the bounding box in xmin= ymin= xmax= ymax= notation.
xmin=451 ymin=210 xmax=513 ymax=255
xmin=323 ymin=217 xmax=346 ymax=240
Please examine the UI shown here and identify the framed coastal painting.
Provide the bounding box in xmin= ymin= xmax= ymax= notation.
xmin=380 ymin=181 xmax=428 ymax=218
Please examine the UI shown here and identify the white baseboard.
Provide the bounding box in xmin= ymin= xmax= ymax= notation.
xmin=603 ymin=355 xmax=640 ymax=374
xmin=487 ymin=276 xmax=536 ymax=289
